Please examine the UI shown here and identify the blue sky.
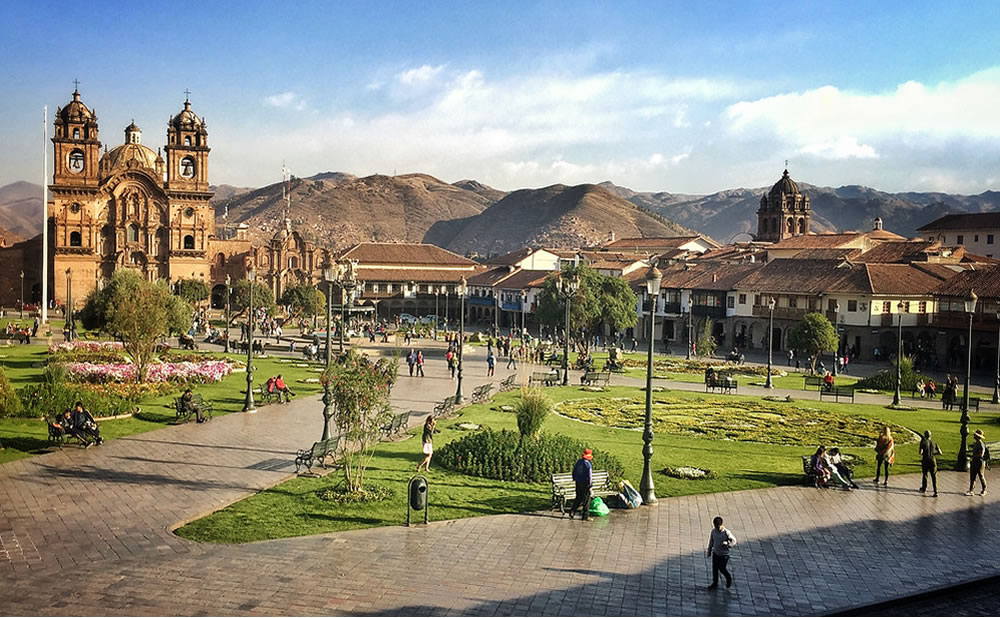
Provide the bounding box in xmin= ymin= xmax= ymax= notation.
xmin=2 ymin=1 xmax=999 ymax=193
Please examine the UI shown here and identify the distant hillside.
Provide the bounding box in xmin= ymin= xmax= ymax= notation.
xmin=426 ymin=183 xmax=693 ymax=255
xmin=214 ymin=172 xmax=492 ymax=247
xmin=0 ymin=181 xmax=42 ymax=239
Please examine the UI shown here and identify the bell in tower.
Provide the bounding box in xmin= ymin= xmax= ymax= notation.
xmin=165 ymin=94 xmax=210 ymax=192
xmin=52 ymin=86 xmax=101 ymax=188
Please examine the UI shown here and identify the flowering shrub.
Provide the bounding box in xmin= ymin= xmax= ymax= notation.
xmin=64 ymin=360 xmax=235 ymax=384
xmin=49 ymin=341 xmax=124 ymax=353
xmin=77 ymin=381 xmax=176 ymax=400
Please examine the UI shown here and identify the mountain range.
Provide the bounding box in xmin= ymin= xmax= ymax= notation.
xmin=3 ymin=173 xmax=1000 ymax=254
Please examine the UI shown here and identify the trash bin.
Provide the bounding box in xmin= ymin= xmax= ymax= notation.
xmin=407 ymin=475 xmax=429 ymax=525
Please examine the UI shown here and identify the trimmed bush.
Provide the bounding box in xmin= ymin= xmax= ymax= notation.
xmin=515 ymin=389 xmax=551 ymax=438
xmin=854 ymin=355 xmax=928 ymax=392
xmin=0 ymin=367 xmax=22 ymax=418
xmin=437 ymin=428 xmax=624 ymax=483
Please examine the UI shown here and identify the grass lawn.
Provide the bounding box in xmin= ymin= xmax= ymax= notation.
xmin=0 ymin=345 xmax=326 ymax=465
xmin=176 ymin=382 xmax=999 ymax=544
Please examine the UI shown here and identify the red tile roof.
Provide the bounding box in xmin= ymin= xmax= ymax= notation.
xmin=864 ymin=264 xmax=954 ymax=295
xmin=496 ymin=269 xmax=553 ymax=290
xmin=339 ymin=242 xmax=478 ymax=266
xmin=917 ymin=212 xmax=1000 ymax=232
xmin=931 ymin=265 xmax=1000 ymax=298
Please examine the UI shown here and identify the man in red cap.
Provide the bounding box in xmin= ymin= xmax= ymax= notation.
xmin=568 ymin=448 xmax=594 ymax=520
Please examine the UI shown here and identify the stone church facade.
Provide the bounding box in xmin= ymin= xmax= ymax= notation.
xmin=755 ymin=169 xmax=811 ymax=243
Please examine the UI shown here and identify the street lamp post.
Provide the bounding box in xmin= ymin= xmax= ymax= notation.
xmin=444 ymin=286 xmax=449 ymax=332
xmin=434 ymin=289 xmax=439 ymax=339
xmin=957 ymin=290 xmax=978 ymax=471
xmin=640 ymin=264 xmax=662 ymax=506
xmin=558 ymin=272 xmax=580 ymax=386
xmin=321 ymin=262 xmax=337 ymax=440
xmin=242 ymin=267 xmax=257 ymax=413
xmin=832 ymin=302 xmax=841 ymax=377
xmin=765 ymin=297 xmax=776 ymax=388
xmin=65 ymin=268 xmax=73 ymax=342
xmin=224 ymin=274 xmax=231 ymax=353
xmin=521 ymin=290 xmax=527 ymax=341
xmin=455 ymin=277 xmax=468 ymax=403
xmin=342 ymin=260 xmax=357 ymax=354
xmin=494 ymin=291 xmax=500 ymax=338
xmin=685 ymin=297 xmax=693 ymax=360
xmin=992 ymin=310 xmax=1000 ymax=405
xmin=892 ymin=301 xmax=904 ymax=406
xmin=19 ymin=271 xmax=24 ymax=320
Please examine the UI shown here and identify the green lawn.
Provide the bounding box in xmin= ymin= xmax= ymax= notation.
xmin=176 ymin=383 xmax=998 ymax=544
xmin=0 ymin=345 xmax=326 ymax=464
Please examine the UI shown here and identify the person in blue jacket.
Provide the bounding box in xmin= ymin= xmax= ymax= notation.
xmin=568 ymin=448 xmax=593 ymax=521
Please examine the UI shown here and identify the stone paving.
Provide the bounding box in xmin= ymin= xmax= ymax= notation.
xmin=2 ymin=343 xmax=999 ymax=615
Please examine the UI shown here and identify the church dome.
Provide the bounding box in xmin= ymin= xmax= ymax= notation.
xmin=768 ymin=169 xmax=801 ymax=201
xmin=170 ymin=100 xmax=203 ymax=131
xmin=57 ymin=90 xmax=95 ymax=123
xmin=100 ymin=142 xmax=160 ymax=177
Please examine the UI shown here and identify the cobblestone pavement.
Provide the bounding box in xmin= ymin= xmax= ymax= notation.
xmin=3 ymin=348 xmax=1000 ymax=616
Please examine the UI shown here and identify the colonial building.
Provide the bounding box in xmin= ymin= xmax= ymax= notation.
xmin=917 ymin=213 xmax=1000 ymax=259
xmin=755 ymin=169 xmax=811 ymax=243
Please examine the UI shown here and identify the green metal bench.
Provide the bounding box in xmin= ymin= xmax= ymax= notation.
xmin=172 ymin=394 xmax=214 ymax=423
xmin=580 ymin=371 xmax=611 ymax=386
xmin=295 ymin=436 xmax=340 ymax=474
xmin=819 ymin=385 xmax=855 ymax=403
xmin=551 ymin=470 xmax=616 ymax=514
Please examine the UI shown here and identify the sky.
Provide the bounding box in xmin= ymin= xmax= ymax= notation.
xmin=2 ymin=1 xmax=1000 ymax=195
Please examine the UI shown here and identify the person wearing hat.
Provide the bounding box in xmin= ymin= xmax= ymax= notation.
xmin=966 ymin=429 xmax=989 ymax=496
xmin=568 ymin=448 xmax=593 ymax=520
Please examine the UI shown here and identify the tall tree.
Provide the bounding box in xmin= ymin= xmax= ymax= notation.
xmin=80 ymin=270 xmax=192 ymax=382
xmin=174 ymin=278 xmax=211 ymax=307
xmin=786 ymin=312 xmax=839 ymax=373
xmin=230 ymin=279 xmax=275 ymax=315
xmin=280 ymin=283 xmax=325 ymax=318
xmin=536 ymin=264 xmax=637 ymax=352
xmin=696 ymin=318 xmax=718 ymax=358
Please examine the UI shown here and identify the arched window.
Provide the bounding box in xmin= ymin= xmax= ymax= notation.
xmin=216 ymin=253 xmax=226 ymax=267
xmin=289 ymin=256 xmax=299 ymax=269
xmin=786 ymin=218 xmax=794 ymax=234
xmin=183 ymin=235 xmax=195 ymax=250
xmin=72 ymin=128 xmax=80 ymax=139
xmin=798 ymin=218 xmax=806 ymax=234
xmin=179 ymin=156 xmax=195 ymax=179
xmin=69 ymin=231 xmax=82 ymax=247
xmin=184 ymin=136 xmax=191 ymax=146
xmin=128 ymin=224 xmax=139 ymax=243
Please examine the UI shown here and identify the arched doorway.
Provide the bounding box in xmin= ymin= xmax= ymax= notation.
xmin=211 ymin=284 xmax=227 ymax=309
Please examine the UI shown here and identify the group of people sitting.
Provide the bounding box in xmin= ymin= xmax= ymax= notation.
xmin=51 ymin=401 xmax=103 ymax=447
xmin=265 ymin=374 xmax=294 ymax=403
xmin=914 ymin=378 xmax=937 ymax=398
xmin=810 ymin=445 xmax=859 ymax=490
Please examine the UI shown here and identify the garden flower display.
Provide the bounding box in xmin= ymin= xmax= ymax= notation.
xmin=64 ymin=360 xmax=235 ymax=384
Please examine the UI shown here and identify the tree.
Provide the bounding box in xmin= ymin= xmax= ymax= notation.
xmin=174 ymin=278 xmax=210 ymax=307
xmin=280 ymin=283 xmax=325 ymax=318
xmin=535 ymin=265 xmax=638 ymax=353
xmin=80 ymin=270 xmax=192 ymax=382
xmin=786 ymin=312 xmax=838 ymax=374
xmin=323 ymin=349 xmax=398 ymax=491
xmin=696 ymin=318 xmax=718 ymax=358
xmin=230 ymin=279 xmax=275 ymax=315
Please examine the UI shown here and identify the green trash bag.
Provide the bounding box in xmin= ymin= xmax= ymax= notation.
xmin=589 ymin=496 xmax=610 ymax=517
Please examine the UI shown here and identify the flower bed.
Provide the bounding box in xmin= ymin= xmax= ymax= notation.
xmin=64 ymin=360 xmax=235 ymax=384
xmin=49 ymin=341 xmax=124 ymax=354
xmin=622 ymin=357 xmax=782 ymax=377
xmin=661 ymin=466 xmax=716 ymax=480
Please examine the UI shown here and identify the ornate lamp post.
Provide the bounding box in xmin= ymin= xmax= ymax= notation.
xmin=957 ymin=290 xmax=978 ymax=471
xmin=19 ymin=270 xmax=24 ymax=320
xmin=434 ymin=287 xmax=440 ymax=339
xmin=321 ymin=262 xmax=337 ymax=440
xmin=640 ymin=264 xmax=662 ymax=505
xmin=992 ymin=310 xmax=1000 ymax=405
xmin=685 ymin=296 xmax=694 ymax=360
xmin=765 ymin=296 xmax=776 ymax=388
xmin=242 ymin=267 xmax=257 ymax=413
xmin=892 ymin=301 xmax=904 ymax=406
xmin=224 ymin=274 xmax=231 ymax=353
xmin=444 ymin=285 xmax=450 ymax=332
xmin=455 ymin=277 xmax=468 ymax=403
xmin=65 ymin=268 xmax=73 ymax=342
xmin=521 ymin=289 xmax=528 ymax=340
xmin=558 ymin=272 xmax=580 ymax=386
xmin=832 ymin=302 xmax=841 ymax=377
xmin=342 ymin=260 xmax=357 ymax=353
xmin=494 ymin=290 xmax=500 ymax=338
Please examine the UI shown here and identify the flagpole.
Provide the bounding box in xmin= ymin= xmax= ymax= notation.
xmin=41 ymin=105 xmax=48 ymax=324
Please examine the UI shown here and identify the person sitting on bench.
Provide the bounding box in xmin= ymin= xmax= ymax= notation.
xmin=823 ymin=372 xmax=835 ymax=392
xmin=180 ymin=388 xmax=207 ymax=423
xmin=71 ymin=401 xmax=102 ymax=445
xmin=53 ymin=409 xmax=94 ymax=447
xmin=274 ymin=374 xmax=294 ymax=403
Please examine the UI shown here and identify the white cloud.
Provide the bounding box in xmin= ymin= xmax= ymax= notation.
xmin=263 ymin=91 xmax=307 ymax=111
xmin=799 ymin=136 xmax=878 ymax=160
xmin=398 ymin=64 xmax=445 ymax=85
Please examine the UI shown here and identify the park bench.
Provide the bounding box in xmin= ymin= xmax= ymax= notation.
xmin=819 ymin=385 xmax=855 ymax=403
xmin=379 ymin=412 xmax=410 ymax=438
xmin=498 ymin=374 xmax=518 ymax=392
xmin=705 ymin=372 xmax=738 ymax=394
xmin=580 ymin=371 xmax=611 ymax=387
xmin=945 ymin=396 xmax=981 ymax=413
xmin=803 ymin=375 xmax=824 ymax=391
xmin=44 ymin=415 xmax=87 ymax=448
xmin=172 ymin=394 xmax=214 ymax=423
xmin=471 ymin=383 xmax=494 ymax=403
xmin=546 ymin=354 xmax=564 ymax=367
xmin=801 ymin=454 xmax=855 ymax=487
xmin=0 ymin=332 xmax=29 ymax=345
xmin=295 ymin=436 xmax=341 ymax=474
xmin=551 ymin=470 xmax=617 ymax=514
xmin=530 ymin=370 xmax=561 ymax=387
xmin=258 ymin=384 xmax=283 ymax=405
xmin=434 ymin=397 xmax=457 ymax=418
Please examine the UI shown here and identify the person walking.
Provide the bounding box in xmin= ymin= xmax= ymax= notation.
xmin=873 ymin=426 xmax=895 ymax=486
xmin=707 ymin=516 xmax=737 ymax=589
xmin=506 ymin=345 xmax=518 ymax=370
xmin=919 ymin=430 xmax=942 ymax=497
xmin=406 ymin=348 xmax=416 ymax=377
xmin=416 ymin=415 xmax=436 ymax=472
xmin=486 ymin=349 xmax=495 ymax=377
xmin=966 ymin=429 xmax=989 ymax=496
xmin=568 ymin=449 xmax=593 ymax=520
xmin=416 ymin=350 xmax=425 ymax=377
xmin=446 ymin=348 xmax=456 ymax=379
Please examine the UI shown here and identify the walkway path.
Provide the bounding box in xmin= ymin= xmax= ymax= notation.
xmin=2 ymin=345 xmax=999 ymax=615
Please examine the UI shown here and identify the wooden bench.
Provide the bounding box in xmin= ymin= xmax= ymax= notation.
xmin=530 ymin=370 xmax=561 ymax=387
xmin=580 ymin=371 xmax=611 ymax=386
xmin=947 ymin=396 xmax=981 ymax=413
xmin=434 ymin=397 xmax=457 ymax=418
xmin=803 ymin=375 xmax=824 ymax=391
xmin=379 ymin=412 xmax=410 ymax=438
xmin=705 ymin=373 xmax=737 ymax=394
xmin=172 ymin=394 xmax=214 ymax=423
xmin=44 ymin=415 xmax=87 ymax=448
xmin=471 ymin=383 xmax=494 ymax=403
xmin=819 ymin=386 xmax=855 ymax=403
xmin=498 ymin=374 xmax=518 ymax=392
xmin=551 ymin=470 xmax=617 ymax=514
xmin=295 ymin=436 xmax=340 ymax=474
xmin=801 ymin=454 xmax=855 ymax=487
xmin=258 ymin=384 xmax=282 ymax=405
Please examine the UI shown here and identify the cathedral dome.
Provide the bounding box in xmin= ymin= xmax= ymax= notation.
xmin=100 ymin=142 xmax=160 ymax=177
xmin=768 ymin=169 xmax=801 ymax=201
xmin=170 ymin=100 xmax=203 ymax=131
xmin=57 ymin=90 xmax=95 ymax=123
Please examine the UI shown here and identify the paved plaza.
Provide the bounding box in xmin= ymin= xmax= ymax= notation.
xmin=2 ymin=343 xmax=999 ymax=615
